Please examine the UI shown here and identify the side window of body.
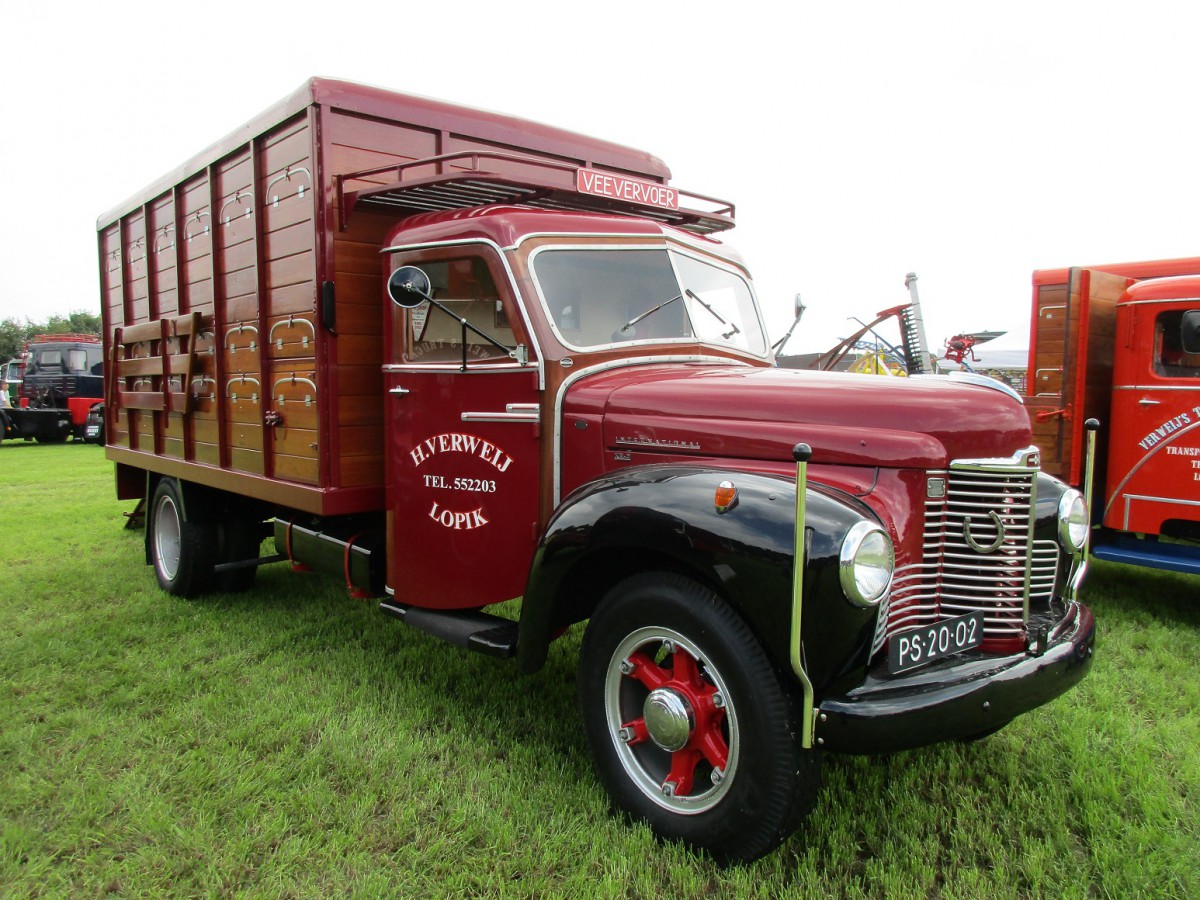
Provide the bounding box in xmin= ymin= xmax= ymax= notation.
xmin=404 ymin=256 xmax=518 ymax=364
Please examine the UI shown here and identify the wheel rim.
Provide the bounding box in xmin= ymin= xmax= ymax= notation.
xmin=604 ymin=625 xmax=739 ymax=815
xmin=154 ymin=494 xmax=182 ymax=581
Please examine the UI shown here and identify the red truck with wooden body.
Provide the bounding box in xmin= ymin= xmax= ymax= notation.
xmin=1027 ymin=257 xmax=1200 ymax=575
xmin=97 ymin=79 xmax=1095 ymax=861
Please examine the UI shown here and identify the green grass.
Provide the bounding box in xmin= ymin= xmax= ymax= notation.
xmin=1 ymin=443 xmax=1198 ymax=897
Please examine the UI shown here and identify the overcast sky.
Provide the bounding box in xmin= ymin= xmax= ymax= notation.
xmin=2 ymin=1 xmax=1195 ymax=356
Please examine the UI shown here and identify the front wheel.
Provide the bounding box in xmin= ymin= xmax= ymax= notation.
xmin=577 ymin=573 xmax=820 ymax=863
xmin=150 ymin=478 xmax=216 ymax=597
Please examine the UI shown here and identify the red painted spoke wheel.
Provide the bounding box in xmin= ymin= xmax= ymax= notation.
xmin=604 ymin=625 xmax=739 ymax=814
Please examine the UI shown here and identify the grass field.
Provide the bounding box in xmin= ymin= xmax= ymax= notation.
xmin=1 ymin=443 xmax=1198 ymax=898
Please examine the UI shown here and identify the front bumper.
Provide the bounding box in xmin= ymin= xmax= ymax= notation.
xmin=814 ymin=600 xmax=1095 ymax=754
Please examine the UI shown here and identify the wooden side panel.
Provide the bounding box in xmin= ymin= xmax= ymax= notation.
xmin=1025 ymin=270 xmax=1130 ymax=484
xmin=326 ymin=109 xmax=430 ymax=490
xmin=1078 ymin=271 xmax=1124 ymax=425
xmin=259 ymin=118 xmax=319 ymax=486
xmin=1026 ymin=282 xmax=1073 ymax=477
xmin=102 ymin=112 xmax=335 ymax=510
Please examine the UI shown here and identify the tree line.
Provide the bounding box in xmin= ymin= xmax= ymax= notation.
xmin=1 ymin=312 xmax=102 ymax=362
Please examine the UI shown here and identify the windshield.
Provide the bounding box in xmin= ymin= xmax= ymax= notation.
xmin=532 ymin=247 xmax=767 ymax=355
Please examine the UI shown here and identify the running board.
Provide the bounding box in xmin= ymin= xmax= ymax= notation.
xmin=378 ymin=600 xmax=518 ymax=658
xmin=1091 ymin=535 xmax=1200 ymax=576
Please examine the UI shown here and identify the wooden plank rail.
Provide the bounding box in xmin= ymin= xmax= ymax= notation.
xmin=113 ymin=312 xmax=202 ymax=414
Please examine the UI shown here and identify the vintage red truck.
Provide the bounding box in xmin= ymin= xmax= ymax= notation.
xmin=1 ymin=333 xmax=103 ymax=442
xmin=1027 ymin=257 xmax=1200 ymax=575
xmin=97 ymin=78 xmax=1095 ymax=861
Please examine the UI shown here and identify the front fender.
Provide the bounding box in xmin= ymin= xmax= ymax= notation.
xmin=518 ymin=465 xmax=883 ymax=692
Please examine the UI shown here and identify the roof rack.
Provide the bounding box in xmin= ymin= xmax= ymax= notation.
xmin=28 ymin=334 xmax=101 ymax=344
xmin=337 ymin=151 xmax=735 ymax=236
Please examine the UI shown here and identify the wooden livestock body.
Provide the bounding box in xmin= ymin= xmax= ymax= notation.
xmin=97 ymin=79 xmax=674 ymax=516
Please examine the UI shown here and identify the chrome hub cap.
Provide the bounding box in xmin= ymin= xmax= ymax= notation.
xmin=643 ymin=688 xmax=693 ymax=752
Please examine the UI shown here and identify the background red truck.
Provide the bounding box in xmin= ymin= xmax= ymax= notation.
xmin=97 ymin=78 xmax=1094 ymax=861
xmin=1026 ymin=257 xmax=1200 ymax=575
xmin=0 ymin=334 xmax=103 ymax=442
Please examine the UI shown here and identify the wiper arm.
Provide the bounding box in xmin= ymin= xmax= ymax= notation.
xmin=685 ymin=289 xmax=741 ymax=340
xmin=620 ymin=293 xmax=683 ymax=333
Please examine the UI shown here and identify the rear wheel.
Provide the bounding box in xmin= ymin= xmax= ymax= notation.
xmin=577 ymin=573 xmax=820 ymax=863
xmin=151 ymin=478 xmax=216 ymax=597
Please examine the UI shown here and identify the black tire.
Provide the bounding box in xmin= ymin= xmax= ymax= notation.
xmin=214 ymin=513 xmax=264 ymax=593
xmin=577 ymin=573 xmax=821 ymax=863
xmin=150 ymin=478 xmax=217 ymax=597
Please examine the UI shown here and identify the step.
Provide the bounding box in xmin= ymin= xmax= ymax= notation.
xmin=379 ymin=600 xmax=518 ymax=657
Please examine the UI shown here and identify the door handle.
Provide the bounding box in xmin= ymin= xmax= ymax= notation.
xmin=1138 ymin=397 xmax=1160 ymax=407
xmin=389 ymin=386 xmax=410 ymax=396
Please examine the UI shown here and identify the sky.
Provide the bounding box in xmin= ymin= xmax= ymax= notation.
xmin=2 ymin=1 xmax=1196 ymax=357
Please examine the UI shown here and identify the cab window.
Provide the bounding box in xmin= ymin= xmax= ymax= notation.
xmin=404 ymin=257 xmax=516 ymax=364
xmin=1153 ymin=309 xmax=1200 ymax=378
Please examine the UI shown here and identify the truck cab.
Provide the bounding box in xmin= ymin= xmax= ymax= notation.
xmin=1106 ymin=276 xmax=1200 ymax=545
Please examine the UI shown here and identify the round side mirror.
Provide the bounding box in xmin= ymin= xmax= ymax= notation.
xmin=387 ymin=266 xmax=433 ymax=309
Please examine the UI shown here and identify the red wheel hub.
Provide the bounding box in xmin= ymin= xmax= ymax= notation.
xmin=619 ymin=645 xmax=729 ymax=796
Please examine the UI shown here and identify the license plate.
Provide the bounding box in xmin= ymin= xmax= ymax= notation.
xmin=85 ymin=426 xmax=100 ymax=438
xmin=888 ymin=611 xmax=985 ymax=674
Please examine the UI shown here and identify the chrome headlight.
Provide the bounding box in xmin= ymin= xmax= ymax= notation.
xmin=839 ymin=521 xmax=894 ymax=607
xmin=1058 ymin=488 xmax=1089 ymax=555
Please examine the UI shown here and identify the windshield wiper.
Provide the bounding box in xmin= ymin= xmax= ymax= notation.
xmin=685 ymin=289 xmax=741 ymax=341
xmin=619 ymin=293 xmax=683 ymax=334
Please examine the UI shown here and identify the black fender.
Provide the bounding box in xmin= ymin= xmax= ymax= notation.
xmin=518 ymin=464 xmax=885 ymax=693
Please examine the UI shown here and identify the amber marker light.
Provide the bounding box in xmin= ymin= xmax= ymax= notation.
xmin=714 ymin=480 xmax=738 ymax=513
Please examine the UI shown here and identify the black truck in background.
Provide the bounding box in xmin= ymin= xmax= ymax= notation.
xmin=1 ymin=334 xmax=104 ymax=443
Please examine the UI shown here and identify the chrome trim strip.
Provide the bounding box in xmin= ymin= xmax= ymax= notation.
xmin=382 ymin=364 xmax=529 ymax=375
xmin=1122 ymin=493 xmax=1200 ymax=508
xmin=551 ymin=355 xmax=748 ymax=505
xmin=915 ymin=371 xmax=1022 ymax=402
xmin=379 ymin=237 xmax=546 ymax=390
xmin=1120 ymin=297 xmax=1200 ymax=307
xmin=460 ymin=411 xmax=539 ymax=423
xmin=1113 ymin=384 xmax=1200 ymax=391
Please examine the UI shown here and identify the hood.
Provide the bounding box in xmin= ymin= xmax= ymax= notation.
xmin=569 ymin=364 xmax=1032 ymax=469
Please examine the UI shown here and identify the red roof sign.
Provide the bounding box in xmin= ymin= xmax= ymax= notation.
xmin=576 ymin=169 xmax=679 ymax=211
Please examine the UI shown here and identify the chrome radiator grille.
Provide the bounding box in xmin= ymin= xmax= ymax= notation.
xmin=871 ymin=454 xmax=1060 ymax=658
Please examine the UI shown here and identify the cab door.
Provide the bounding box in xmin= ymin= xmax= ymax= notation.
xmin=1105 ymin=299 xmax=1200 ymax=534
xmin=383 ymin=247 xmax=542 ymax=609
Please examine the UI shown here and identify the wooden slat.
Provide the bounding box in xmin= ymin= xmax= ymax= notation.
xmin=121 ymin=391 xmax=166 ymax=411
